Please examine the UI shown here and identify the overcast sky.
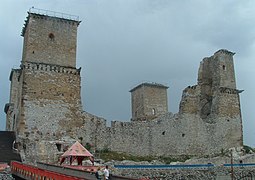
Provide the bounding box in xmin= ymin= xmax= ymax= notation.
xmin=0 ymin=0 xmax=254 ymax=147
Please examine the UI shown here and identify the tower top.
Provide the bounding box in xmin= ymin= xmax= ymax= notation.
xmin=129 ymin=82 xmax=168 ymax=92
xmin=21 ymin=7 xmax=81 ymax=36
xmin=214 ymin=49 xmax=235 ymax=56
xmin=21 ymin=7 xmax=80 ymax=68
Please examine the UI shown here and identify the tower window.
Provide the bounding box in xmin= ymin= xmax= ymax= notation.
xmin=56 ymin=143 xmax=62 ymax=152
xmin=48 ymin=33 xmax=55 ymax=40
xmin=222 ymin=65 xmax=226 ymax=70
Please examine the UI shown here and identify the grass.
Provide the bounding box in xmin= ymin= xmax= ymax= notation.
xmin=94 ymin=149 xmax=192 ymax=164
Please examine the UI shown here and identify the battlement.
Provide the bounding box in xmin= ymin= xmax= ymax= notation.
xmin=21 ymin=61 xmax=81 ymax=75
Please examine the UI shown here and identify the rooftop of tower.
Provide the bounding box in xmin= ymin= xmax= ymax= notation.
xmin=21 ymin=7 xmax=81 ymax=36
xmin=130 ymin=82 xmax=169 ymax=92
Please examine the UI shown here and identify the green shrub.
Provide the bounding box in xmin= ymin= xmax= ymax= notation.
xmin=243 ymin=145 xmax=254 ymax=154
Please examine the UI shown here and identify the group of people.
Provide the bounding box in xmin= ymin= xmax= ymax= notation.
xmin=95 ymin=165 xmax=110 ymax=180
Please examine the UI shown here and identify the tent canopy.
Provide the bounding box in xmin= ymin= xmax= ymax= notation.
xmin=60 ymin=141 xmax=94 ymax=165
xmin=61 ymin=141 xmax=93 ymax=157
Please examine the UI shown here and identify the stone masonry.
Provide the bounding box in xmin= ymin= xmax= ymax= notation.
xmin=5 ymin=10 xmax=243 ymax=164
xmin=130 ymin=82 xmax=168 ymax=121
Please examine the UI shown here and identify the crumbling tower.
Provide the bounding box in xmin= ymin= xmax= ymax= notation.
xmin=130 ymin=83 xmax=168 ymax=121
xmin=198 ymin=49 xmax=241 ymax=119
xmin=5 ymin=8 xmax=83 ymax=163
xmin=180 ymin=49 xmax=243 ymax=149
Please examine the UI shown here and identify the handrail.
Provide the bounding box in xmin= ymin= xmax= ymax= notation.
xmin=114 ymin=164 xmax=215 ymax=169
xmin=29 ymin=7 xmax=79 ymax=21
xmin=11 ymin=161 xmax=84 ymax=180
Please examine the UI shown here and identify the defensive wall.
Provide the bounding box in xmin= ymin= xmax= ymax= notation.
xmin=5 ymin=9 xmax=243 ymax=164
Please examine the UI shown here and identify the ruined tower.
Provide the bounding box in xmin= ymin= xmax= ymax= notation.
xmin=180 ymin=49 xmax=242 ymax=118
xmin=130 ymin=83 xmax=168 ymax=121
xmin=197 ymin=49 xmax=240 ymax=119
xmin=5 ymin=8 xmax=83 ymax=163
xmin=179 ymin=49 xmax=243 ymax=150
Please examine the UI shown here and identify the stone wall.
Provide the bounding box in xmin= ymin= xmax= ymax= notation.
xmin=5 ymin=69 xmax=21 ymax=130
xmin=81 ymin=113 xmax=242 ymax=157
xmin=5 ymin=10 xmax=243 ymax=164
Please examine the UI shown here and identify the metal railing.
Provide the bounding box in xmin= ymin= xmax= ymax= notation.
xmin=29 ymin=7 xmax=79 ymax=21
xmin=114 ymin=164 xmax=215 ymax=169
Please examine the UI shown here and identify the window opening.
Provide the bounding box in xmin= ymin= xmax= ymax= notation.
xmin=56 ymin=143 xmax=62 ymax=152
xmin=48 ymin=33 xmax=55 ymax=40
xmin=223 ymin=65 xmax=226 ymax=70
xmin=152 ymin=108 xmax=156 ymax=115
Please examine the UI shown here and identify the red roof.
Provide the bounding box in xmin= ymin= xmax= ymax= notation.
xmin=61 ymin=141 xmax=93 ymax=157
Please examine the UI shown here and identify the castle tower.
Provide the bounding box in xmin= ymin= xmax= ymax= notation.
xmin=198 ymin=49 xmax=236 ymax=91
xmin=5 ymin=8 xmax=83 ymax=163
xmin=130 ymin=82 xmax=168 ymax=121
xmin=197 ymin=49 xmax=241 ymax=119
xmin=21 ymin=8 xmax=79 ymax=67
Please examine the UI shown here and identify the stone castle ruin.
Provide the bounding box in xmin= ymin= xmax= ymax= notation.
xmin=5 ymin=9 xmax=243 ymax=163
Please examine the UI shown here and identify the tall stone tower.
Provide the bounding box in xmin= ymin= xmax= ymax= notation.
xmin=180 ymin=49 xmax=242 ymax=118
xmin=5 ymin=8 xmax=83 ymax=163
xmin=130 ymin=83 xmax=168 ymax=121
xmin=198 ymin=49 xmax=240 ymax=119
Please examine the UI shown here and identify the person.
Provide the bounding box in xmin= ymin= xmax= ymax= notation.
xmin=95 ymin=167 xmax=104 ymax=180
xmin=103 ymin=165 xmax=110 ymax=180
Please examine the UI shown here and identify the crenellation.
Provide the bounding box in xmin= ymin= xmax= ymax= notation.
xmin=219 ymin=87 xmax=240 ymax=94
xmin=22 ymin=61 xmax=81 ymax=75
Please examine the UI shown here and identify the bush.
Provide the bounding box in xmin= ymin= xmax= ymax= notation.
xmin=243 ymin=145 xmax=254 ymax=154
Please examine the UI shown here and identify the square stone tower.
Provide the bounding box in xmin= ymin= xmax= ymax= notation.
xmin=21 ymin=9 xmax=80 ymax=67
xmin=5 ymin=8 xmax=83 ymax=163
xmin=130 ymin=82 xmax=168 ymax=121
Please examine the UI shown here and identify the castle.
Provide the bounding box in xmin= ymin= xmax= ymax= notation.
xmin=5 ymin=9 xmax=243 ymax=163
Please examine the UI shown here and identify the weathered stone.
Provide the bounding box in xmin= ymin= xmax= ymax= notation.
xmin=5 ymin=10 xmax=243 ymax=164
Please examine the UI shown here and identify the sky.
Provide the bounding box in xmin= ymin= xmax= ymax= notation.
xmin=0 ymin=0 xmax=254 ymax=147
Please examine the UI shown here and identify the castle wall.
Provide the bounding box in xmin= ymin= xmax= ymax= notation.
xmin=81 ymin=111 xmax=242 ymax=157
xmin=5 ymin=10 xmax=243 ymax=163
xmin=5 ymin=69 xmax=22 ymax=131
xmin=179 ymin=85 xmax=199 ymax=114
